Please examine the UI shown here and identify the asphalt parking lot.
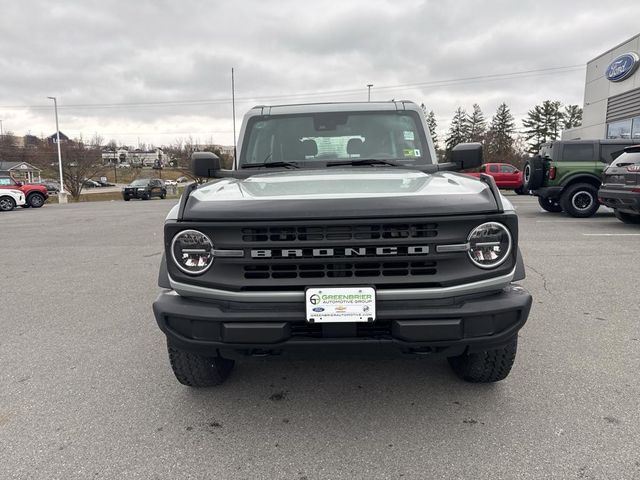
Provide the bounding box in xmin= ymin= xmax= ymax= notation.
xmin=1 ymin=197 xmax=639 ymax=480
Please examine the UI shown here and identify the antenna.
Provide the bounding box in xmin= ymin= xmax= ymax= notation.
xmin=232 ymin=67 xmax=237 ymax=168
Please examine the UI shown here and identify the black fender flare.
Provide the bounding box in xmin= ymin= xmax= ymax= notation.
xmin=158 ymin=253 xmax=171 ymax=288
xmin=513 ymin=248 xmax=526 ymax=281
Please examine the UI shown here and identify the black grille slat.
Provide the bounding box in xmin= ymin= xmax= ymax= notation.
xmin=242 ymin=223 xmax=437 ymax=243
xmin=243 ymin=261 xmax=437 ymax=280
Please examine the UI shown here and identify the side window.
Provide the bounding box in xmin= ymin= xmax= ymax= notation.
xmin=562 ymin=144 xmax=594 ymax=161
xmin=0 ymin=178 xmax=13 ymax=186
xmin=489 ymin=165 xmax=499 ymax=173
xmin=600 ymin=145 xmax=627 ymax=163
xmin=500 ymin=165 xmax=515 ymax=173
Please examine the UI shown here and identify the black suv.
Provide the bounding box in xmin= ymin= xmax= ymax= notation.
xmin=599 ymin=145 xmax=640 ymax=224
xmin=122 ymin=178 xmax=166 ymax=201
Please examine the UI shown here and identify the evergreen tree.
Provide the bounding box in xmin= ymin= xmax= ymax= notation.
xmin=467 ymin=104 xmax=486 ymax=143
xmin=563 ymin=104 xmax=583 ymax=129
xmin=425 ymin=110 xmax=439 ymax=150
xmin=522 ymin=100 xmax=564 ymax=153
xmin=486 ymin=103 xmax=516 ymax=162
xmin=445 ymin=107 xmax=469 ymax=152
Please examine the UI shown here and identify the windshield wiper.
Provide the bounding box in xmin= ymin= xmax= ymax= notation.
xmin=242 ymin=161 xmax=300 ymax=169
xmin=326 ymin=158 xmax=402 ymax=167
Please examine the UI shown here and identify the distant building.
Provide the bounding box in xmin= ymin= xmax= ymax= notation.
xmin=563 ymin=33 xmax=640 ymax=140
xmin=0 ymin=161 xmax=42 ymax=183
xmin=101 ymin=147 xmax=167 ymax=167
xmin=10 ymin=134 xmax=41 ymax=148
xmin=46 ymin=131 xmax=71 ymax=144
xmin=214 ymin=145 xmax=235 ymax=157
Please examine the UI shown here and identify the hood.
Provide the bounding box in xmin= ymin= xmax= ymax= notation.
xmin=182 ymin=168 xmax=500 ymax=221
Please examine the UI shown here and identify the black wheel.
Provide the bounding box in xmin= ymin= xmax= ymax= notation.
xmin=560 ymin=183 xmax=600 ymax=218
xmin=28 ymin=192 xmax=45 ymax=208
xmin=167 ymin=342 xmax=235 ymax=387
xmin=0 ymin=196 xmax=17 ymax=211
xmin=142 ymin=194 xmax=150 ymax=200
xmin=538 ymin=196 xmax=562 ymax=213
xmin=522 ymin=156 xmax=544 ymax=191
xmin=514 ymin=187 xmax=526 ymax=195
xmin=123 ymin=196 xmax=130 ymax=201
xmin=160 ymin=193 xmax=166 ymax=199
xmin=448 ymin=337 xmax=518 ymax=383
xmin=614 ymin=209 xmax=640 ymax=224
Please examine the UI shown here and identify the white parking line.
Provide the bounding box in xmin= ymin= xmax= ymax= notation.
xmin=536 ymin=220 xmax=605 ymax=223
xmin=582 ymin=233 xmax=640 ymax=236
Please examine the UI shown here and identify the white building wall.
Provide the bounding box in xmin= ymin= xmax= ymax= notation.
xmin=562 ymin=34 xmax=640 ymax=140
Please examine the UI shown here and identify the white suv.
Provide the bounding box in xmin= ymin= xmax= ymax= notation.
xmin=0 ymin=189 xmax=26 ymax=211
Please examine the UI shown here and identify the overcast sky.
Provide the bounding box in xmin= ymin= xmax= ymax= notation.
xmin=1 ymin=0 xmax=639 ymax=147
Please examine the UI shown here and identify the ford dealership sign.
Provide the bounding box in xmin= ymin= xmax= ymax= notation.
xmin=606 ymin=52 xmax=639 ymax=82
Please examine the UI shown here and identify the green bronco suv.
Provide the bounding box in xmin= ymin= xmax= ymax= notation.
xmin=523 ymin=140 xmax=639 ymax=217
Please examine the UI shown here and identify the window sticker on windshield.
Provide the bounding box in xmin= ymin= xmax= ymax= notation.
xmin=403 ymin=148 xmax=421 ymax=158
xmin=403 ymin=130 xmax=415 ymax=141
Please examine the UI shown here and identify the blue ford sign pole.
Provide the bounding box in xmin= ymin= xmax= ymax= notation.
xmin=606 ymin=52 xmax=640 ymax=82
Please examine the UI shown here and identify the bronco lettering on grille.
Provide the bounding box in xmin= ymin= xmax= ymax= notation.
xmin=250 ymin=245 xmax=429 ymax=258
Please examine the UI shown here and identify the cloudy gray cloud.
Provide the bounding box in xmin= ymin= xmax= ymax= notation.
xmin=1 ymin=0 xmax=639 ymax=146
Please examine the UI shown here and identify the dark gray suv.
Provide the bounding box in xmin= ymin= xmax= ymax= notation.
xmin=599 ymin=145 xmax=640 ymax=224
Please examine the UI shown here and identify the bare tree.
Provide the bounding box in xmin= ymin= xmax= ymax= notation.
xmin=55 ymin=135 xmax=104 ymax=200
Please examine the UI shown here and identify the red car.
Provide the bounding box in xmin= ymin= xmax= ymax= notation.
xmin=467 ymin=163 xmax=525 ymax=194
xmin=0 ymin=174 xmax=49 ymax=208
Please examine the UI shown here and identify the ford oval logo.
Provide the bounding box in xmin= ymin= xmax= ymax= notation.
xmin=312 ymin=307 xmax=324 ymax=312
xmin=606 ymin=52 xmax=639 ymax=82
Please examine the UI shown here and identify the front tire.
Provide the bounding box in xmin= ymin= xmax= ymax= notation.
xmin=0 ymin=196 xmax=17 ymax=211
xmin=448 ymin=337 xmax=517 ymax=383
xmin=560 ymin=183 xmax=599 ymax=218
xmin=538 ymin=196 xmax=562 ymax=213
xmin=614 ymin=210 xmax=640 ymax=224
xmin=167 ymin=342 xmax=235 ymax=387
xmin=28 ymin=192 xmax=46 ymax=208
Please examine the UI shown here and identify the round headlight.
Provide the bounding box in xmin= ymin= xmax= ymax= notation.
xmin=171 ymin=230 xmax=214 ymax=275
xmin=467 ymin=222 xmax=512 ymax=269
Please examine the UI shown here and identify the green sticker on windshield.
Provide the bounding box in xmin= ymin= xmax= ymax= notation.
xmin=403 ymin=148 xmax=421 ymax=158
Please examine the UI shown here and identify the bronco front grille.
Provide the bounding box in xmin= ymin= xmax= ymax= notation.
xmin=241 ymin=223 xmax=438 ymax=242
xmin=243 ymin=261 xmax=437 ymax=279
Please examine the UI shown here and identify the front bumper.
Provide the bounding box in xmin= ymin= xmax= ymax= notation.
xmin=153 ymin=284 xmax=532 ymax=357
xmin=598 ymin=187 xmax=640 ymax=213
xmin=122 ymin=189 xmax=147 ymax=198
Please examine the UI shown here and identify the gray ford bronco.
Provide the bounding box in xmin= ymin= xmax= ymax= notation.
xmin=153 ymin=101 xmax=532 ymax=386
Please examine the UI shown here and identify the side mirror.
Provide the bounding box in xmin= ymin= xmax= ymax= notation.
xmin=451 ymin=143 xmax=483 ymax=170
xmin=192 ymin=152 xmax=221 ymax=178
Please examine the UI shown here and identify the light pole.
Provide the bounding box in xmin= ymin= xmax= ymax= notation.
xmin=367 ymin=84 xmax=373 ymax=102
xmin=47 ymin=96 xmax=67 ymax=203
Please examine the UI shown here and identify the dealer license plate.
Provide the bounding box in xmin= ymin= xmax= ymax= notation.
xmin=305 ymin=287 xmax=376 ymax=323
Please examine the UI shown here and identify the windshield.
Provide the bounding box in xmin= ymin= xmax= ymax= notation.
xmin=130 ymin=179 xmax=149 ymax=186
xmin=239 ymin=111 xmax=431 ymax=167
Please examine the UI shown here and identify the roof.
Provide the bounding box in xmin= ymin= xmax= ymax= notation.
xmin=587 ymin=32 xmax=640 ymax=63
xmin=46 ymin=131 xmax=70 ymax=141
xmin=247 ymin=100 xmax=420 ymax=116
xmin=0 ymin=161 xmax=41 ymax=172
